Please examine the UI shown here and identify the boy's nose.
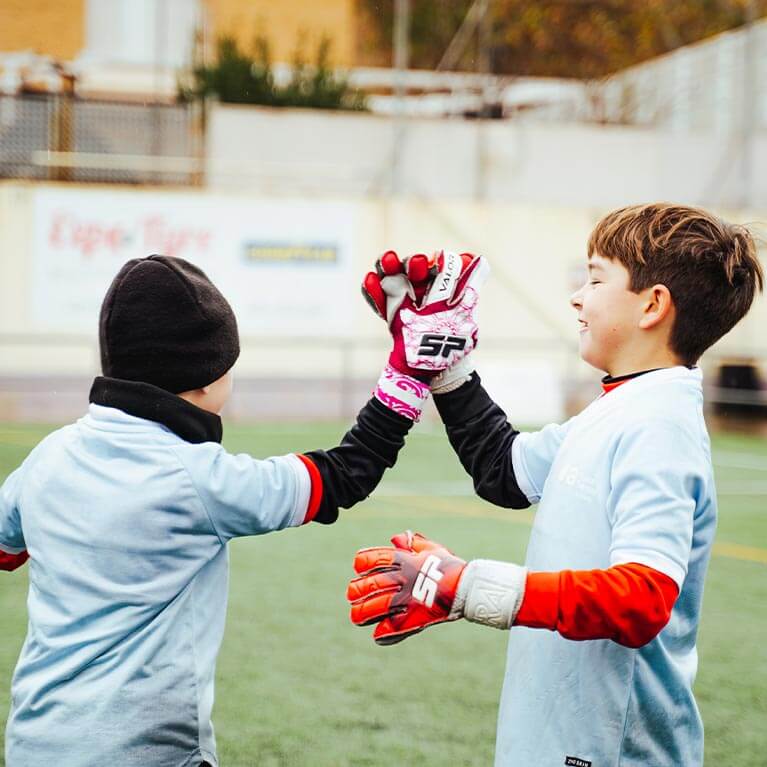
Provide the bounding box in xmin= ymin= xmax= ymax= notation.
xmin=570 ymin=288 xmax=583 ymax=309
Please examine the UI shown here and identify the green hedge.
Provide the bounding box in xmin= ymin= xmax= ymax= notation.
xmin=180 ymin=34 xmax=367 ymax=112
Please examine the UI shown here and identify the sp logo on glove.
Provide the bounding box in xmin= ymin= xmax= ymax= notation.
xmin=412 ymin=554 xmax=445 ymax=608
xmin=417 ymin=334 xmax=467 ymax=358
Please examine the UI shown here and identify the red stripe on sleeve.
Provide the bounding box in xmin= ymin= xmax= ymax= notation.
xmin=296 ymin=454 xmax=323 ymax=525
xmin=514 ymin=562 xmax=679 ymax=648
xmin=0 ymin=550 xmax=29 ymax=572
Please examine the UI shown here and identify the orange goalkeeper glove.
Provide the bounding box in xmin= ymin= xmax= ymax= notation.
xmin=347 ymin=531 xmax=467 ymax=645
xmin=348 ymin=531 xmax=528 ymax=645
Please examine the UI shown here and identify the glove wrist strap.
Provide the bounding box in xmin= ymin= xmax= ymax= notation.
xmin=374 ymin=364 xmax=430 ymax=422
xmin=431 ymin=357 xmax=474 ymax=395
xmin=451 ymin=559 xmax=528 ymax=629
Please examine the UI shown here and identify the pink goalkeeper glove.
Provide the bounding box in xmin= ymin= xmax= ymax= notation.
xmin=362 ymin=250 xmax=489 ymax=382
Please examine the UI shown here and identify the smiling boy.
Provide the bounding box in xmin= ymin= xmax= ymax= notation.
xmin=349 ymin=204 xmax=764 ymax=765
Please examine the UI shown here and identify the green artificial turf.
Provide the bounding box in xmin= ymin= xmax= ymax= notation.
xmin=1 ymin=420 xmax=765 ymax=766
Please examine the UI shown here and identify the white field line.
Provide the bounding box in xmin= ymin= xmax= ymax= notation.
xmin=381 ymin=475 xmax=767 ymax=498
xmin=380 ymin=481 xmax=767 ymax=497
xmin=376 ymin=481 xmax=475 ymax=497
xmin=715 ymin=481 xmax=767 ymax=496
xmin=712 ymin=450 xmax=767 ymax=472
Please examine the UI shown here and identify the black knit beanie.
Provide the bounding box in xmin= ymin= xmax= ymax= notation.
xmin=99 ymin=255 xmax=240 ymax=394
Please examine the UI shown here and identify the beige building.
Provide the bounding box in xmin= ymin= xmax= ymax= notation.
xmin=0 ymin=0 xmax=85 ymax=62
xmin=0 ymin=0 xmax=358 ymax=73
xmin=206 ymin=0 xmax=357 ymax=66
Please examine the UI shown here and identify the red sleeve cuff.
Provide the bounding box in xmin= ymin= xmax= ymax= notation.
xmin=514 ymin=563 xmax=679 ymax=647
xmin=296 ymin=454 xmax=323 ymax=524
xmin=515 ymin=571 xmax=560 ymax=629
xmin=0 ymin=549 xmax=29 ymax=572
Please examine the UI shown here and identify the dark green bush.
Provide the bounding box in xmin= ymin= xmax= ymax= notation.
xmin=179 ymin=34 xmax=367 ymax=112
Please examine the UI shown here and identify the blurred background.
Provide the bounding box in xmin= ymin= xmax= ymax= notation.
xmin=1 ymin=4 xmax=766 ymax=766
xmin=0 ymin=0 xmax=766 ymax=425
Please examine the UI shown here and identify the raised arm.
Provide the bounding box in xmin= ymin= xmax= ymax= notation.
xmin=301 ymin=396 xmax=414 ymax=524
xmin=175 ymin=250 xmax=488 ymax=536
xmin=300 ymin=249 xmax=489 ymax=524
xmin=432 ymin=373 xmax=530 ymax=509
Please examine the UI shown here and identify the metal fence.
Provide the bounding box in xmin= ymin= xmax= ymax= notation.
xmin=0 ymin=94 xmax=202 ymax=186
xmin=564 ymin=19 xmax=767 ymax=132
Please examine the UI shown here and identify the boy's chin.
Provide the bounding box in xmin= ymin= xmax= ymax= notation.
xmin=578 ymin=343 xmax=609 ymax=375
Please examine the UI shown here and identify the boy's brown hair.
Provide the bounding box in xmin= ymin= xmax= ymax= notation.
xmin=588 ymin=203 xmax=764 ymax=365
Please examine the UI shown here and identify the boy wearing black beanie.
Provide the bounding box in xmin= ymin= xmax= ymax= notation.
xmin=0 ymin=253 xmax=471 ymax=767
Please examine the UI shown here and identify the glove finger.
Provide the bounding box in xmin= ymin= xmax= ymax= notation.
xmin=349 ymin=590 xmax=399 ymax=626
xmin=353 ymin=546 xmax=397 ymax=574
xmin=449 ymin=255 xmax=490 ymax=307
xmin=390 ymin=530 xmax=414 ymax=550
xmin=435 ymin=251 xmax=473 ymax=276
xmin=346 ymin=571 xmax=400 ymax=603
xmin=391 ymin=530 xmax=445 ymax=555
xmin=421 ymin=250 xmax=464 ymax=307
xmin=454 ymin=254 xmax=483 ymax=293
xmin=379 ymin=250 xmax=405 ymax=276
xmin=361 ymin=272 xmax=386 ymax=319
xmin=405 ymin=254 xmax=436 ymax=307
xmin=406 ymin=253 xmax=435 ymax=285
xmin=373 ymin=617 xmax=423 ymax=646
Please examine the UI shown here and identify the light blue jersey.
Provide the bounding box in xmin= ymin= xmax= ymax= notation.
xmin=498 ymin=367 xmax=715 ymax=766
xmin=0 ymin=404 xmax=311 ymax=767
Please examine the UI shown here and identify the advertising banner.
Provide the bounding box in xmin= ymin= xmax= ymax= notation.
xmin=31 ymin=188 xmax=357 ymax=336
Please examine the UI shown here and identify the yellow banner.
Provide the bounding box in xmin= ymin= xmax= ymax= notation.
xmin=243 ymin=243 xmax=337 ymax=265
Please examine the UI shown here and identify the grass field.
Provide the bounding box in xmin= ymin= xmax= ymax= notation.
xmin=1 ymin=419 xmax=766 ymax=766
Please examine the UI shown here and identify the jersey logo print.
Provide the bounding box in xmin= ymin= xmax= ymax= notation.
xmin=556 ymin=463 xmax=597 ymax=500
xmin=412 ymin=554 xmax=444 ymax=608
xmin=558 ymin=463 xmax=580 ymax=486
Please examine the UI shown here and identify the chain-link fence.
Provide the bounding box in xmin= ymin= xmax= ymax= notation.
xmin=0 ymin=94 xmax=202 ymax=185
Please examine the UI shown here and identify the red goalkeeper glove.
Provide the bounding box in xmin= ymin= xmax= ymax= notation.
xmin=347 ymin=531 xmax=467 ymax=645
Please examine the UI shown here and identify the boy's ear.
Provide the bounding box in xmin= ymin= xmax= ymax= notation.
xmin=638 ymin=284 xmax=674 ymax=330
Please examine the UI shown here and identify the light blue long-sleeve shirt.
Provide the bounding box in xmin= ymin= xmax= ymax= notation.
xmin=0 ymin=404 xmax=310 ymax=767
xmin=497 ymin=366 xmax=716 ymax=766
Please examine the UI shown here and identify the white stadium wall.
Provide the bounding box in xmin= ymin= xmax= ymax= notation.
xmin=207 ymin=104 xmax=767 ymax=210
xmin=0 ymin=181 xmax=765 ymax=422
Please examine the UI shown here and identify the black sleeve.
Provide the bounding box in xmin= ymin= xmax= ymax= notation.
xmin=303 ymin=397 xmax=413 ymax=525
xmin=433 ymin=373 xmax=530 ymax=509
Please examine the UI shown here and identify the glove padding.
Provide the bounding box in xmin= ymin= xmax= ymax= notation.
xmin=362 ymin=250 xmax=488 ymax=381
xmin=347 ymin=530 xmax=467 ymax=645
